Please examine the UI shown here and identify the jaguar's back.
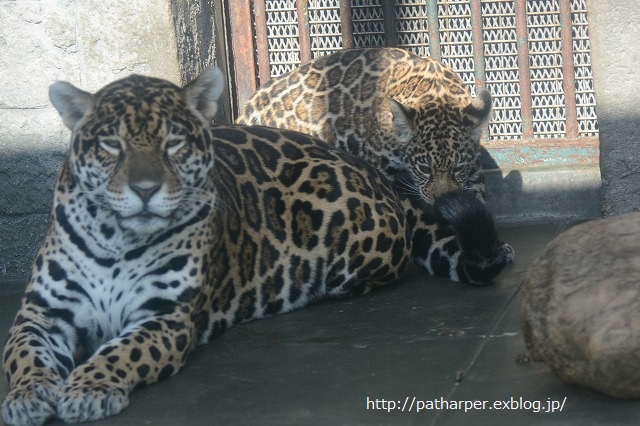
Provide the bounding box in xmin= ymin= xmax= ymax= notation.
xmin=237 ymin=47 xmax=493 ymax=204
xmin=204 ymin=124 xmax=413 ymax=338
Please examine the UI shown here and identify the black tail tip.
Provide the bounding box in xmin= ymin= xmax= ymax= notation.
xmin=434 ymin=191 xmax=515 ymax=283
xmin=433 ymin=191 xmax=493 ymax=231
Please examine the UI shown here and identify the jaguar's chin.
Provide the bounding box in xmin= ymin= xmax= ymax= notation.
xmin=119 ymin=213 xmax=171 ymax=235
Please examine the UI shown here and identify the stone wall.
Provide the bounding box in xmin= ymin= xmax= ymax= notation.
xmin=0 ymin=0 xmax=180 ymax=280
xmin=587 ymin=0 xmax=640 ymax=216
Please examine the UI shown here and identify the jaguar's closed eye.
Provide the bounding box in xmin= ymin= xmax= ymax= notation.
xmin=98 ymin=138 xmax=122 ymax=155
xmin=454 ymin=164 xmax=468 ymax=175
xmin=416 ymin=163 xmax=432 ymax=177
xmin=165 ymin=138 xmax=186 ymax=155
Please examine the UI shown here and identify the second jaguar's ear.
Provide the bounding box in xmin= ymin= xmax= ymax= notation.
xmin=183 ymin=67 xmax=225 ymax=123
xmin=389 ymin=99 xmax=415 ymax=143
xmin=463 ymin=89 xmax=492 ymax=144
xmin=462 ymin=89 xmax=492 ymax=128
xmin=49 ymin=81 xmax=95 ymax=131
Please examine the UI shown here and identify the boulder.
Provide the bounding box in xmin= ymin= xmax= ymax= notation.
xmin=522 ymin=213 xmax=640 ymax=399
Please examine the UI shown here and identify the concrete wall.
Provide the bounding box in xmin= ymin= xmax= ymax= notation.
xmin=588 ymin=0 xmax=640 ymax=216
xmin=0 ymin=0 xmax=180 ymax=280
xmin=485 ymin=165 xmax=601 ymax=224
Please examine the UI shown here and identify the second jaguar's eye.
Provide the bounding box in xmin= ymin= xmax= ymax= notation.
xmin=165 ymin=138 xmax=186 ymax=155
xmin=454 ymin=164 xmax=468 ymax=176
xmin=416 ymin=163 xmax=432 ymax=178
xmin=98 ymin=138 xmax=122 ymax=155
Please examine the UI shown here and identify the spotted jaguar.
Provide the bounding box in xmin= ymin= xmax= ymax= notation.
xmin=237 ymin=47 xmax=493 ymax=204
xmin=1 ymin=68 xmax=511 ymax=425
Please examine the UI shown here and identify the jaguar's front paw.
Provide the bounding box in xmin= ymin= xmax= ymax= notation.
xmin=499 ymin=241 xmax=516 ymax=263
xmin=57 ymin=383 xmax=129 ymax=423
xmin=2 ymin=380 xmax=63 ymax=426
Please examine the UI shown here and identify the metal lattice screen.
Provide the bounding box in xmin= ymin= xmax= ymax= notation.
xmin=228 ymin=0 xmax=599 ymax=168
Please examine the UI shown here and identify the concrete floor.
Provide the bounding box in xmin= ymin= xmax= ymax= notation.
xmin=1 ymin=222 xmax=639 ymax=425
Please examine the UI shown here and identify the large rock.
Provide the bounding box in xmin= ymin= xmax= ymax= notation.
xmin=522 ymin=213 xmax=640 ymax=399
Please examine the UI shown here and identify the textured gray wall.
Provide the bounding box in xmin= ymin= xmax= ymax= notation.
xmin=588 ymin=0 xmax=640 ymax=216
xmin=0 ymin=0 xmax=180 ymax=280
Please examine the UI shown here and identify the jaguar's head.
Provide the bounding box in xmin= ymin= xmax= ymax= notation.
xmin=390 ymin=89 xmax=492 ymax=204
xmin=49 ymin=68 xmax=224 ymax=235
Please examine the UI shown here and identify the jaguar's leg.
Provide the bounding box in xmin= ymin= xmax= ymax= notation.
xmin=2 ymin=303 xmax=75 ymax=426
xmin=56 ymin=311 xmax=196 ymax=423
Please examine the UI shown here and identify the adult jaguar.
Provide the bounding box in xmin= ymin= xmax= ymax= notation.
xmin=237 ymin=47 xmax=492 ymax=204
xmin=2 ymin=68 xmax=511 ymax=425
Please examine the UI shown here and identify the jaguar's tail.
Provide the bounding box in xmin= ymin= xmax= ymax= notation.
xmin=433 ymin=191 xmax=514 ymax=284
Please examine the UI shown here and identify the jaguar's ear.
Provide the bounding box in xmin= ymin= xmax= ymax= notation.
xmin=463 ymin=89 xmax=492 ymax=129
xmin=183 ymin=67 xmax=225 ymax=123
xmin=389 ymin=99 xmax=415 ymax=143
xmin=49 ymin=81 xmax=95 ymax=131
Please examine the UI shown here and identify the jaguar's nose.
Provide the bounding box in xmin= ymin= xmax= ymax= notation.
xmin=129 ymin=181 xmax=162 ymax=203
xmin=431 ymin=174 xmax=459 ymax=199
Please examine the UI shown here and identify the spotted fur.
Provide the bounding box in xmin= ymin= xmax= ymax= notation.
xmin=237 ymin=47 xmax=493 ymax=204
xmin=2 ymin=69 xmax=510 ymax=425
